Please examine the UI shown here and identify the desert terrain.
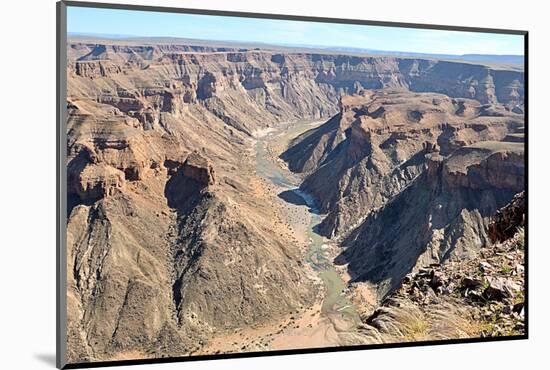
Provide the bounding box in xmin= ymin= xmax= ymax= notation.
xmin=65 ymin=37 xmax=525 ymax=364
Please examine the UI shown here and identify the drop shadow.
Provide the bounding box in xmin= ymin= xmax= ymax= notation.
xmin=33 ymin=353 xmax=56 ymax=367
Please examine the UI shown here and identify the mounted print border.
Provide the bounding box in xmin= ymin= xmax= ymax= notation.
xmin=57 ymin=1 xmax=528 ymax=368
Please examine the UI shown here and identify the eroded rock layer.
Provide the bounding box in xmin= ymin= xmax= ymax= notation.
xmin=339 ymin=140 xmax=524 ymax=299
xmin=67 ymin=43 xmax=524 ymax=136
xmin=283 ymin=90 xmax=523 ymax=237
xmin=65 ymin=39 xmax=525 ymax=363
xmin=359 ymin=196 xmax=525 ymax=343
xmin=66 ymin=43 xmax=320 ymax=361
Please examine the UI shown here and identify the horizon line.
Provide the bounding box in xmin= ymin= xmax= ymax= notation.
xmin=67 ymin=32 xmax=525 ymax=58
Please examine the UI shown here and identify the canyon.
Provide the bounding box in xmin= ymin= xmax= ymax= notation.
xmin=65 ymin=38 xmax=525 ymax=364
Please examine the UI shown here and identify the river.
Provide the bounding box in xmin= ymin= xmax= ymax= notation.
xmin=253 ymin=120 xmax=363 ymax=347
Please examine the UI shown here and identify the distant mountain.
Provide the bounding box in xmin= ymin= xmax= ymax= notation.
xmin=68 ymin=33 xmax=524 ymax=67
xmin=460 ymin=54 xmax=524 ymax=65
xmin=301 ymin=45 xmax=524 ymax=66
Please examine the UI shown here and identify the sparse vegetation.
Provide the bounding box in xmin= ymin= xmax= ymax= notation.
xmin=65 ymin=33 xmax=524 ymax=363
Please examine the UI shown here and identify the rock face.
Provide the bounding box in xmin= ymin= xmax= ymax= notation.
xmin=359 ymin=198 xmax=525 ymax=343
xmin=282 ymin=90 xmax=523 ymax=237
xmin=65 ymin=38 xmax=525 ymax=363
xmin=66 ymin=42 xmax=321 ymax=363
xmin=68 ymin=42 xmax=524 ymax=137
xmin=73 ymin=163 xmax=125 ymax=200
xmin=339 ymin=140 xmax=524 ymax=298
xmin=182 ymin=152 xmax=216 ymax=186
xmin=278 ymin=84 xmax=525 ymax=343
xmin=489 ymin=191 xmax=525 ymax=242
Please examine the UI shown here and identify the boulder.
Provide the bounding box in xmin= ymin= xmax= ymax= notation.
xmin=484 ymin=277 xmax=519 ymax=300
xmin=429 ymin=271 xmax=445 ymax=291
xmin=75 ymin=163 xmax=125 ymax=200
xmin=182 ymin=151 xmax=216 ymax=186
xmin=461 ymin=276 xmax=483 ymax=290
xmin=489 ymin=191 xmax=525 ymax=243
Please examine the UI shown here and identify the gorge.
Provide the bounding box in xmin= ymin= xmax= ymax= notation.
xmin=65 ymin=38 xmax=526 ymax=363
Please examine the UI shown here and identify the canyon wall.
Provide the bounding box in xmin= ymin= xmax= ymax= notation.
xmin=283 ymin=90 xmax=523 ymax=237
xmin=340 ymin=141 xmax=524 ymax=298
xmin=282 ymin=89 xmax=524 ymax=302
xmin=66 ymin=48 xmax=319 ymax=361
xmin=67 ymin=43 xmax=524 ymax=136
xmin=65 ymin=41 xmax=525 ymax=362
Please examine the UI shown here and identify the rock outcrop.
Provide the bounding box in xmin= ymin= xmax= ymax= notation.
xmin=74 ymin=163 xmax=125 ymax=200
xmin=282 ymin=90 xmax=523 ymax=237
xmin=64 ymin=38 xmax=525 ymax=363
xmin=359 ymin=197 xmax=525 ymax=343
xmin=489 ymin=191 xmax=525 ymax=242
xmin=339 ymin=140 xmax=524 ymax=299
xmin=182 ymin=152 xmax=216 ymax=186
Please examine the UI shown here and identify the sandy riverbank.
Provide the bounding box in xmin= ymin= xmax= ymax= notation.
xmin=201 ymin=119 xmax=370 ymax=355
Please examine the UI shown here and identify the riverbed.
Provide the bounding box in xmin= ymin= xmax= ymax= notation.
xmin=253 ymin=120 xmax=365 ymax=349
xmin=199 ymin=120 xmax=368 ymax=355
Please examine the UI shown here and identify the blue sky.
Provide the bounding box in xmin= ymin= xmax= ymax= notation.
xmin=67 ymin=6 xmax=524 ymax=56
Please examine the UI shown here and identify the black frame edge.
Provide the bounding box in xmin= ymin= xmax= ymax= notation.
xmin=57 ymin=1 xmax=529 ymax=369
xmin=63 ymin=335 xmax=528 ymax=369
xmin=523 ymin=31 xmax=529 ymax=339
xmin=57 ymin=1 xmax=68 ymax=369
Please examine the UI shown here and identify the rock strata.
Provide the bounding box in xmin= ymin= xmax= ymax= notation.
xmin=68 ymin=41 xmax=525 ymax=138
xmin=283 ymin=90 xmax=523 ymax=237
xmin=64 ymin=38 xmax=525 ymax=363
xmin=339 ymin=140 xmax=524 ymax=298
xmin=359 ymin=197 xmax=525 ymax=342
xmin=182 ymin=151 xmax=216 ymax=186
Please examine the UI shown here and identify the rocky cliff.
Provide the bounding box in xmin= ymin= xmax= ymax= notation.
xmin=277 ymin=75 xmax=525 ymax=343
xmin=65 ymin=40 xmax=525 ymax=362
xmin=67 ymin=42 xmax=524 ymax=136
xmin=358 ymin=194 xmax=525 ymax=343
xmin=283 ymin=90 xmax=523 ymax=237
xmin=339 ymin=140 xmax=524 ymax=299
xmin=66 ymin=69 xmax=315 ymax=362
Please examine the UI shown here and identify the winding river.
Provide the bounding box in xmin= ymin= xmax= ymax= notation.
xmin=254 ymin=121 xmax=362 ymax=342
